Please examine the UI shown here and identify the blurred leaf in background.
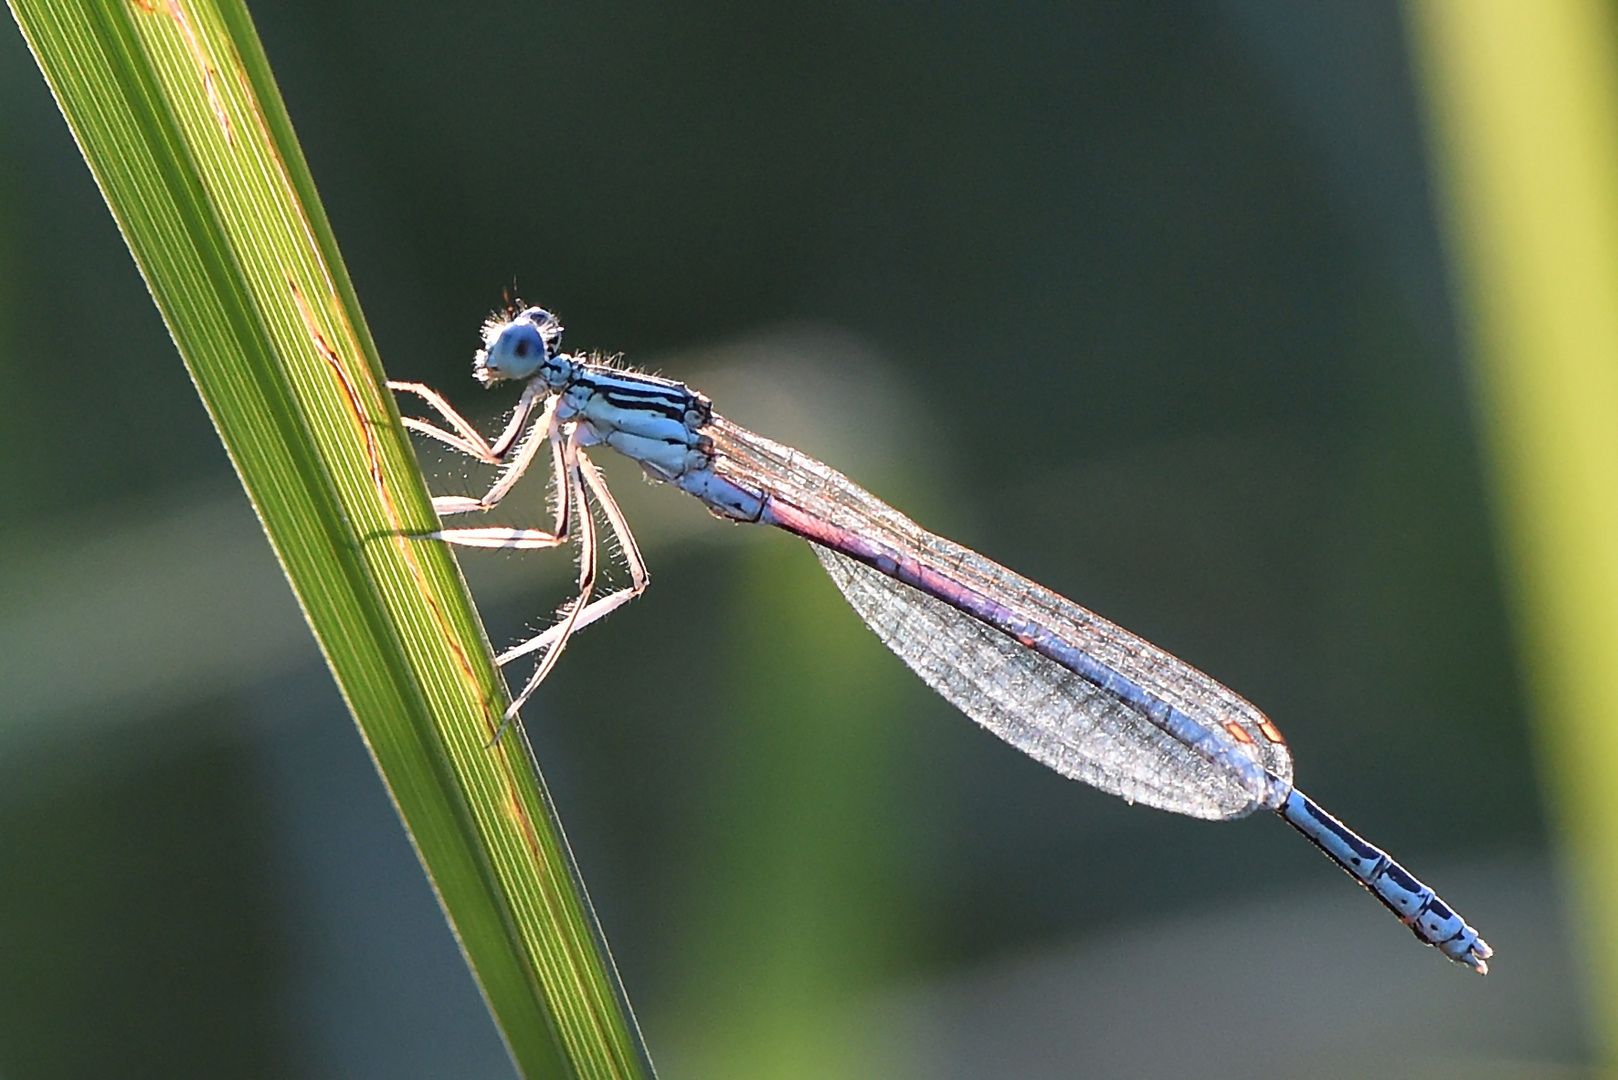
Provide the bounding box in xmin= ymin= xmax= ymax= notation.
xmin=661 ymin=537 xmax=919 ymax=1080
xmin=1411 ymin=0 xmax=1618 ymax=1065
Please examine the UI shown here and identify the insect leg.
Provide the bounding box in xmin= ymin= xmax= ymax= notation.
xmin=389 ymin=379 xmax=521 ymax=462
xmin=494 ymin=448 xmax=649 ymax=666
xmin=495 ymin=432 xmax=600 ymax=736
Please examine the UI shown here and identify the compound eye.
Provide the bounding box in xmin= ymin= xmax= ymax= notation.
xmin=474 ymin=321 xmax=551 ymax=384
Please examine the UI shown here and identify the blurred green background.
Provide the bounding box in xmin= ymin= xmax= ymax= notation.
xmin=0 ymin=2 xmax=1589 ymax=1077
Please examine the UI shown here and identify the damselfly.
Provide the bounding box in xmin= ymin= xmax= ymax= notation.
xmin=391 ymin=303 xmax=1493 ymax=974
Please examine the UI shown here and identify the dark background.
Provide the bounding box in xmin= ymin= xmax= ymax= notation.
xmin=0 ymin=2 xmax=1585 ymax=1077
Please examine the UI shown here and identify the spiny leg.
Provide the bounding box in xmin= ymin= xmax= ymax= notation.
xmin=388 ymin=378 xmax=544 ymax=463
xmin=394 ymin=383 xmax=572 ymax=537
xmin=394 ymin=381 xmax=645 ymax=733
xmin=391 ymin=379 xmax=558 ymax=518
xmin=495 ymin=449 xmax=650 ymax=666
xmin=487 ymin=380 xmax=548 ymax=459
xmin=497 ymin=435 xmax=600 ymax=735
xmin=389 ymin=379 xmax=503 ymax=461
xmin=431 ymin=395 xmax=563 ymax=519
xmin=429 ymin=407 xmax=573 ymax=549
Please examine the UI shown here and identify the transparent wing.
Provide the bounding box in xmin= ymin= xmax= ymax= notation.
xmin=819 ymin=547 xmax=1255 ymax=818
xmin=708 ymin=419 xmax=1291 ymax=821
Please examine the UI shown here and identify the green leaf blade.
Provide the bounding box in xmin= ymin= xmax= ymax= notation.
xmin=7 ymin=2 xmax=654 ymax=1076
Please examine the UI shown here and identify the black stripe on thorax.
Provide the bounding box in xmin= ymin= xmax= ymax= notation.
xmin=574 ymin=367 xmax=698 ymax=421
